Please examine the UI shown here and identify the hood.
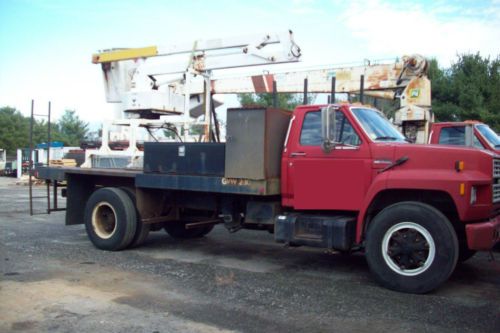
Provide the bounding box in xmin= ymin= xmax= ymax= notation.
xmin=371 ymin=143 xmax=495 ymax=174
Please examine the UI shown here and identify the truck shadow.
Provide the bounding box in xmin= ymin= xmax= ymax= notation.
xmin=138 ymin=227 xmax=371 ymax=278
xmin=135 ymin=227 xmax=500 ymax=297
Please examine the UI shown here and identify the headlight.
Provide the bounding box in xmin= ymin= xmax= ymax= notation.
xmin=470 ymin=186 xmax=477 ymax=205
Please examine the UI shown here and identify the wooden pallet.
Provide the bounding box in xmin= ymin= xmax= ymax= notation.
xmin=49 ymin=159 xmax=77 ymax=167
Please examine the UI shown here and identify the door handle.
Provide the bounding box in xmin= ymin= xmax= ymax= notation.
xmin=290 ymin=152 xmax=307 ymax=157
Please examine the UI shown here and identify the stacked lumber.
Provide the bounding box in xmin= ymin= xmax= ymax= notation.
xmin=49 ymin=159 xmax=77 ymax=167
xmin=15 ymin=175 xmax=44 ymax=186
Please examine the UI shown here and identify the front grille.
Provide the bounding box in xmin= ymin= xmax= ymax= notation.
xmin=493 ymin=159 xmax=500 ymax=203
xmin=494 ymin=159 xmax=500 ymax=178
xmin=493 ymin=184 xmax=500 ymax=203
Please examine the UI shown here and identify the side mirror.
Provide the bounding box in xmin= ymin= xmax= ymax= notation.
xmin=321 ymin=105 xmax=336 ymax=153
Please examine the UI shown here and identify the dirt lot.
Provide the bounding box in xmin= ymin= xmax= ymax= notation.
xmin=0 ymin=177 xmax=499 ymax=333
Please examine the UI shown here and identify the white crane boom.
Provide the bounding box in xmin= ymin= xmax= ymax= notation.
xmin=84 ymin=31 xmax=302 ymax=168
xmin=93 ymin=30 xmax=301 ymax=118
xmin=86 ymin=31 xmax=432 ymax=170
xmin=209 ymin=55 xmax=425 ymax=95
xmin=206 ymin=55 xmax=432 ymax=143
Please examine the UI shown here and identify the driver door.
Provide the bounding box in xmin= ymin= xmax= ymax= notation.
xmin=287 ymin=109 xmax=372 ymax=210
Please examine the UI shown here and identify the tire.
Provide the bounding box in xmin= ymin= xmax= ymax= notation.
xmin=164 ymin=222 xmax=214 ymax=239
xmin=120 ymin=187 xmax=150 ymax=248
xmin=365 ymin=202 xmax=459 ymax=294
xmin=84 ymin=187 xmax=137 ymax=251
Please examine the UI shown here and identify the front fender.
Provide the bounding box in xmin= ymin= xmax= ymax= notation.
xmin=356 ymin=169 xmax=491 ymax=243
xmin=356 ymin=172 xmax=388 ymax=243
xmin=387 ymin=169 xmax=491 ymax=221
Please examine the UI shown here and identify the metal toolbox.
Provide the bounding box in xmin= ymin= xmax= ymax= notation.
xmin=144 ymin=142 xmax=225 ymax=176
xmin=225 ymin=107 xmax=291 ymax=180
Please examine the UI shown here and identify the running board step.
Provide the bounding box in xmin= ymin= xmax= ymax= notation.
xmin=275 ymin=214 xmax=356 ymax=251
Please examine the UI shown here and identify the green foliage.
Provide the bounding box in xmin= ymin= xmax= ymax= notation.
xmin=57 ymin=110 xmax=89 ymax=146
xmin=0 ymin=107 xmax=89 ymax=153
xmin=237 ymin=93 xmax=306 ymax=110
xmin=0 ymin=106 xmax=29 ymax=154
xmin=163 ymin=129 xmax=176 ymax=140
xmin=429 ymin=54 xmax=500 ymax=131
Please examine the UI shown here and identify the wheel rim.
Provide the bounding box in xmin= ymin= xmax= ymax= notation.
xmin=381 ymin=222 xmax=435 ymax=276
xmin=92 ymin=202 xmax=117 ymax=240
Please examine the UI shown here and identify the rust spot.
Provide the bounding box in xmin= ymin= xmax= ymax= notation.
xmin=193 ymin=55 xmax=206 ymax=71
xmin=101 ymin=63 xmax=111 ymax=82
xmin=407 ymin=58 xmax=417 ymax=66
xmin=365 ymin=67 xmax=390 ymax=90
xmin=251 ymin=75 xmax=275 ymax=93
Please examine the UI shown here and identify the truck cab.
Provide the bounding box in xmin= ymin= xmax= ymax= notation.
xmin=282 ymin=105 xmax=500 ymax=239
xmin=278 ymin=104 xmax=500 ymax=292
xmin=429 ymin=121 xmax=500 ymax=154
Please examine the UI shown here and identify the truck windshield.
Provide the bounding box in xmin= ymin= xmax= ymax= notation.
xmin=476 ymin=124 xmax=500 ymax=148
xmin=351 ymin=108 xmax=407 ymax=142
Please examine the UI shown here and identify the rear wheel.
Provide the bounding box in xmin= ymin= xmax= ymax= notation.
xmin=84 ymin=187 xmax=137 ymax=251
xmin=120 ymin=187 xmax=150 ymax=248
xmin=365 ymin=202 xmax=458 ymax=294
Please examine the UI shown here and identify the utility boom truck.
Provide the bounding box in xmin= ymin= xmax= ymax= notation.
xmin=36 ymin=104 xmax=500 ymax=293
xmin=35 ymin=32 xmax=500 ymax=294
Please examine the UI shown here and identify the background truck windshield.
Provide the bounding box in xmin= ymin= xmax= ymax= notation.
xmin=476 ymin=124 xmax=500 ymax=148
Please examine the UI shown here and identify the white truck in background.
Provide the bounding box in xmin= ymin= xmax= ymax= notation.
xmin=0 ymin=149 xmax=6 ymax=174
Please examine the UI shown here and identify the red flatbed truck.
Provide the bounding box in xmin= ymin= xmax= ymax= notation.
xmin=36 ymin=104 xmax=500 ymax=294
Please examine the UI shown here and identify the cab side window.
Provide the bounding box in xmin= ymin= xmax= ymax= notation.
xmin=300 ymin=111 xmax=322 ymax=145
xmin=473 ymin=135 xmax=485 ymax=149
xmin=331 ymin=111 xmax=361 ymax=146
xmin=300 ymin=111 xmax=360 ymax=146
xmin=438 ymin=127 xmax=465 ymax=145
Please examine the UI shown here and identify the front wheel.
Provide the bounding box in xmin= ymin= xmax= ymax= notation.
xmin=365 ymin=202 xmax=458 ymax=294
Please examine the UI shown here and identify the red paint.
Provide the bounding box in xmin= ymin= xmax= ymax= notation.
xmin=251 ymin=74 xmax=275 ymax=93
xmin=466 ymin=216 xmax=500 ymax=250
xmin=284 ymin=105 xmax=371 ymax=210
xmin=281 ymin=104 xmax=499 ymax=250
xmin=429 ymin=121 xmax=500 ymax=154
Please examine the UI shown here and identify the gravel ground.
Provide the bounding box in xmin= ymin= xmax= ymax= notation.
xmin=0 ymin=176 xmax=499 ymax=333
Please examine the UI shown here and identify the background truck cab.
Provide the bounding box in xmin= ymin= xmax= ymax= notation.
xmin=429 ymin=121 xmax=500 ymax=154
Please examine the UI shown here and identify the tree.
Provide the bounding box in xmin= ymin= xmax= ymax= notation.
xmin=57 ymin=110 xmax=89 ymax=146
xmin=237 ymin=93 xmax=306 ymax=110
xmin=429 ymin=53 xmax=500 ymax=131
xmin=163 ymin=124 xmax=205 ymax=141
xmin=0 ymin=107 xmax=89 ymax=153
xmin=0 ymin=106 xmax=29 ymax=153
xmin=84 ymin=126 xmax=102 ymax=142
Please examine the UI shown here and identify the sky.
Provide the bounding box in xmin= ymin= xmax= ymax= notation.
xmin=0 ymin=0 xmax=499 ymax=128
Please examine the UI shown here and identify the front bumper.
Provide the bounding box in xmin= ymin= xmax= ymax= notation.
xmin=466 ymin=215 xmax=500 ymax=251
